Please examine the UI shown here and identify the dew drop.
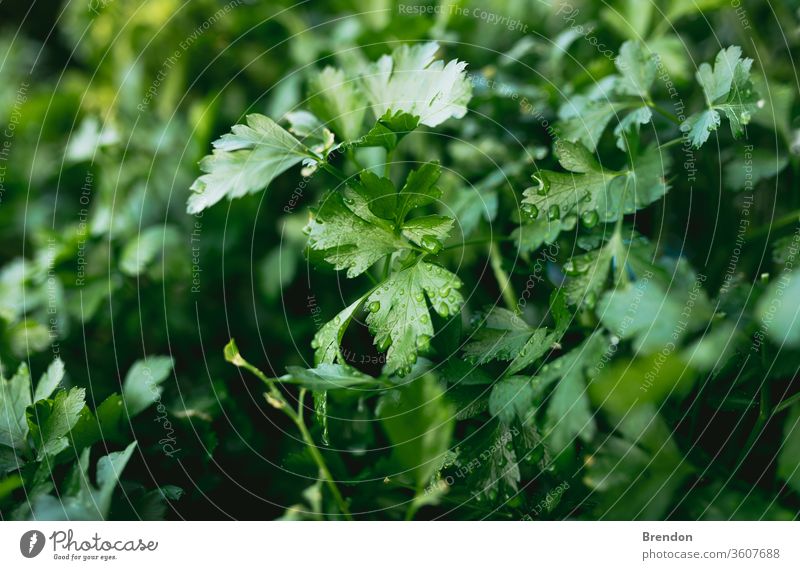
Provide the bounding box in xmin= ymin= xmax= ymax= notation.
xmin=581 ymin=209 xmax=599 ymax=228
xmin=548 ymin=204 xmax=560 ymax=221
xmin=420 ymin=236 xmax=441 ymax=253
xmin=417 ymin=334 xmax=431 ymax=350
xmin=368 ymin=301 xmax=381 ymax=313
xmin=521 ymin=203 xmax=539 ymax=220
xmin=414 ymin=292 xmax=424 ymax=302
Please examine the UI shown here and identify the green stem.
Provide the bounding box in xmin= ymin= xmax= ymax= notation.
xmin=773 ymin=392 xmax=800 ymax=415
xmin=382 ymin=254 xmax=392 ymax=280
xmin=647 ymin=101 xmax=681 ymax=125
xmin=747 ymin=210 xmax=800 ymax=239
xmin=441 ymin=236 xmax=513 ymax=252
xmin=320 ymin=162 xmax=348 ymax=184
xmin=489 ymin=241 xmax=518 ymax=312
xmin=234 ymin=355 xmax=352 ymax=519
xmin=657 ymin=137 xmax=684 ymax=150
xmin=293 ymin=389 xmax=353 ymax=520
xmin=384 ymin=149 xmax=394 ymax=178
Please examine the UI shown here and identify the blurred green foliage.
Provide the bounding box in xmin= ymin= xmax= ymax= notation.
xmin=0 ymin=0 xmax=799 ymax=520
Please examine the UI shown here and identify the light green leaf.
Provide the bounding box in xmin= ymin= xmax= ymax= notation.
xmin=309 ymin=66 xmax=366 ymax=141
xmin=360 ymin=42 xmax=472 ymax=127
xmin=757 ymin=270 xmax=800 ymax=347
xmin=401 ymin=215 xmax=454 ymax=252
xmin=312 ymin=296 xmax=367 ymax=365
xmin=34 ymin=358 xmax=65 ymax=402
xmin=123 ymin=356 xmax=174 ymax=416
xmin=306 ymin=192 xmax=406 ymax=278
xmin=377 ymin=374 xmax=454 ymax=488
xmin=523 ymin=141 xmax=671 ymax=225
xmin=598 ymin=277 xmax=711 ymax=354
xmin=187 ymin=114 xmax=310 ymax=214
xmin=26 ymin=387 xmax=86 ymax=460
xmin=120 ymin=225 xmax=181 ymax=276
xmin=0 ymin=363 xmax=32 ymax=449
xmin=615 ymin=41 xmax=657 ymax=98
xmin=365 ymin=261 xmax=463 ymax=376
xmin=541 ymin=332 xmax=606 ymax=455
xmin=681 ymin=46 xmax=761 ymax=148
xmin=557 ymin=98 xmax=618 ymax=152
xmin=279 ymin=364 xmax=385 ymax=391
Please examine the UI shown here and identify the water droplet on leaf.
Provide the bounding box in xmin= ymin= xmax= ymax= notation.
xmin=581 ymin=210 xmax=599 ymax=228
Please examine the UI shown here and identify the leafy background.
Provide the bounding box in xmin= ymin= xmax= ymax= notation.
xmin=0 ymin=0 xmax=799 ymax=520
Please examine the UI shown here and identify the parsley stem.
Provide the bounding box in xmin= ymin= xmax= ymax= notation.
xmin=384 ymin=149 xmax=394 ymax=178
xmin=230 ymin=349 xmax=353 ymax=519
xmin=294 ymin=389 xmax=353 ymax=519
xmin=441 ymin=236 xmax=513 ymax=251
xmin=773 ymin=392 xmax=800 ymax=415
xmin=647 ymin=101 xmax=681 ymax=125
xmin=489 ymin=241 xmax=518 ymax=312
xmin=657 ymin=137 xmax=684 ymax=150
xmin=747 ymin=210 xmax=800 ymax=238
xmin=320 ymin=162 xmax=348 ymax=184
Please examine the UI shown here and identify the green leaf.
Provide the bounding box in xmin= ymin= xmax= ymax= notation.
xmin=120 ymin=225 xmax=181 ymax=276
xmin=187 ymin=114 xmax=310 ymax=214
xmin=377 ymin=374 xmax=454 ymax=489
xmin=680 ymin=46 xmax=761 ymax=148
xmin=309 ymin=66 xmax=366 ymax=141
xmin=312 ymin=296 xmax=367 ymax=365
xmin=0 ymin=363 xmax=32 ymax=450
xmin=513 ymin=217 xmax=572 ymax=254
xmin=306 ymin=192 xmax=406 ymax=278
xmin=597 ymin=275 xmax=711 ymax=354
xmin=584 ymin=408 xmax=691 ymax=519
xmin=395 ymin=161 xmax=443 ymax=224
xmin=401 ymin=215 xmax=454 ymax=252
xmin=360 ymin=42 xmax=471 ymax=127
xmin=348 ymin=170 xmax=397 ymax=220
xmin=778 ymin=403 xmax=800 ymax=494
xmin=29 ymin=442 xmax=137 ymax=520
xmin=615 ymin=41 xmax=657 ymax=98
xmin=122 ymin=356 xmax=174 ymax=416
xmin=456 ymin=423 xmax=521 ymax=502
xmin=34 ymin=358 xmax=65 ymax=402
xmin=355 ymin=110 xmax=420 ymax=151
xmin=0 ymin=446 xmax=23 ymax=473
xmin=278 ymin=364 xmax=385 ymax=391
xmin=365 ymin=261 xmax=463 ymax=376
xmin=542 ymin=332 xmax=607 ymax=456
xmin=489 ymin=375 xmax=536 ymax=424
xmin=557 ymin=98 xmax=618 ymax=152
xmin=724 ymin=149 xmax=788 ymax=190
xmin=523 ymin=141 xmax=672 ymax=225
xmin=757 ymin=270 xmax=800 ymax=348
xmin=26 ymin=387 xmax=86 ymax=460
xmin=463 ymin=306 xmax=564 ymax=374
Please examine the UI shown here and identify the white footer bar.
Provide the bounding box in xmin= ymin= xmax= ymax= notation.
xmin=1 ymin=521 xmax=798 ymax=568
